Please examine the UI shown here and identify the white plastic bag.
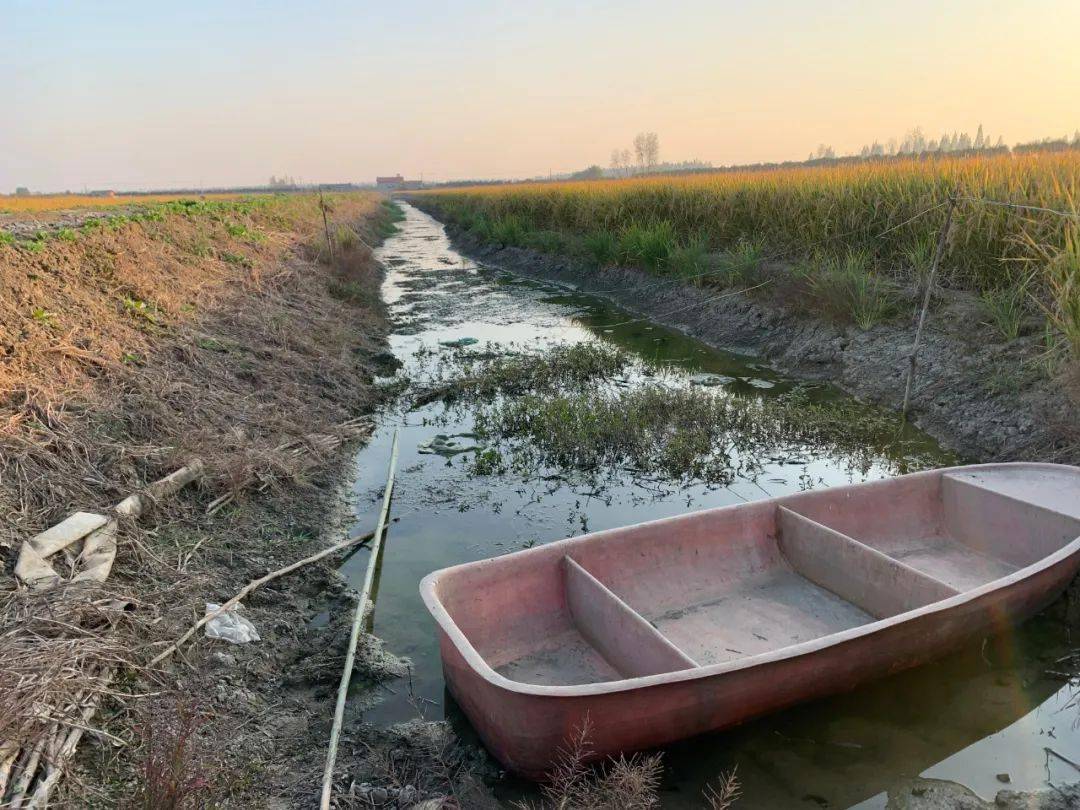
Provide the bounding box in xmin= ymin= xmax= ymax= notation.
xmin=204 ymin=602 xmax=261 ymax=644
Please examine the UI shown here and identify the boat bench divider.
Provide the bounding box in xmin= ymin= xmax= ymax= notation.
xmin=776 ymin=506 xmax=959 ymax=619
xmin=563 ymin=556 xmax=699 ymax=678
xmin=941 ymin=474 xmax=1080 ymax=569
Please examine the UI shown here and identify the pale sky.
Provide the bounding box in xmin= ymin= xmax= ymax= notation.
xmin=4 ymin=0 xmax=1079 ymax=191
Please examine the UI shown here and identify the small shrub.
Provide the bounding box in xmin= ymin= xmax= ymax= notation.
xmin=980 ymin=279 xmax=1029 ymax=341
xmin=31 ymin=306 xmax=57 ymax=328
xmin=516 ymin=719 xmax=662 ymax=810
xmin=132 ymin=699 xmax=215 ymax=810
xmin=524 ymin=229 xmax=566 ymax=253
xmin=902 ymin=234 xmax=936 ymax=293
xmin=491 ymin=215 xmax=527 ymax=246
xmin=195 ymin=336 xmax=232 ymax=353
xmin=1040 ymin=227 xmax=1080 ymax=365
xmin=668 ymin=236 xmax=710 ymax=282
xmin=583 ymin=232 xmax=619 ymax=267
xmin=718 ymin=239 xmax=765 ymax=287
xmin=704 ymin=768 xmax=741 ymax=810
xmin=471 ymin=448 xmax=506 ymax=476
xmin=219 ymin=251 xmax=252 ymax=268
xmin=56 ymin=227 xmax=78 ymax=241
xmin=328 ymin=278 xmax=376 ymax=307
xmin=618 ymin=221 xmax=676 ymax=273
xmin=0 ymin=231 xmax=14 ymax=246
xmin=335 ymin=224 xmax=359 ymax=252
xmin=122 ymin=296 xmax=162 ymax=324
xmin=848 ymin=271 xmax=899 ymax=329
xmin=809 ymin=250 xmax=898 ymax=328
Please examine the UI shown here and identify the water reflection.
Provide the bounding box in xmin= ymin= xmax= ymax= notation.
xmin=341 ymin=203 xmax=1078 ymax=807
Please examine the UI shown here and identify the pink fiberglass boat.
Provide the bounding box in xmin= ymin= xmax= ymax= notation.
xmin=420 ymin=463 xmax=1080 ymax=777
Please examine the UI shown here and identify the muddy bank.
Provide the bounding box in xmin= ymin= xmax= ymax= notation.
xmin=416 ymin=206 xmax=1077 ymax=467
xmin=0 ymin=195 xmax=490 ymax=807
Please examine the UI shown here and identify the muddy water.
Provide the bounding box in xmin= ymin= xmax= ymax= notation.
xmin=342 ymin=203 xmax=1080 ymax=808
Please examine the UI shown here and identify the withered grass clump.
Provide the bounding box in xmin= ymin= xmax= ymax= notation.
xmin=516 ymin=720 xmax=663 ymax=810
xmin=517 ymin=719 xmax=742 ymax=810
xmin=0 ymin=585 xmax=146 ymax=749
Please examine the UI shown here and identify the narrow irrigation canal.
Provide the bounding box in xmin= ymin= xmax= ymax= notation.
xmin=341 ymin=203 xmax=1080 ymax=808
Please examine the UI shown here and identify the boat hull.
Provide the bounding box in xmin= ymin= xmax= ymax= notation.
xmin=421 ymin=463 xmax=1080 ymax=777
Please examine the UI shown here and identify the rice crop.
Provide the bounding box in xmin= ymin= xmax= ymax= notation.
xmin=420 ymin=150 xmax=1080 ymax=357
xmin=423 ymin=153 xmax=1078 ymax=289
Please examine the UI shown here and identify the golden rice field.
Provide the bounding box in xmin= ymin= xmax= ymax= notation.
xmin=0 ymin=192 xmax=246 ymax=215
xmin=422 ymin=151 xmax=1080 ymax=361
xmin=422 ymin=152 xmax=1080 ymax=293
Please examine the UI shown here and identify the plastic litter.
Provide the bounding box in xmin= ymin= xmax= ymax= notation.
xmin=439 ymin=337 xmax=478 ymax=348
xmin=204 ymin=602 xmax=261 ymax=644
xmin=689 ymin=373 xmax=735 ymax=387
xmin=418 ymin=433 xmax=480 ymax=457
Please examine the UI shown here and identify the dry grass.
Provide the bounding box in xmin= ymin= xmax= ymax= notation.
xmin=0 ymin=191 xmax=396 ymax=804
xmin=516 ymin=720 xmax=663 ymax=810
xmin=0 ymin=193 xmax=389 ymax=541
xmin=0 ymin=193 xmax=246 ymax=215
xmin=517 ymin=719 xmax=742 ymax=809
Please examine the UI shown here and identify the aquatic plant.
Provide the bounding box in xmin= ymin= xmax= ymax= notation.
xmin=422 ymin=342 xmax=945 ymax=485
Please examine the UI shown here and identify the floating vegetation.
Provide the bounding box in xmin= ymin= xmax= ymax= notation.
xmin=470 ymin=385 xmax=933 ymax=485
xmin=411 ymin=342 xmax=947 ymax=488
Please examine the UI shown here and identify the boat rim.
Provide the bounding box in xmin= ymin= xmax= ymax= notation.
xmin=419 ymin=462 xmax=1080 ymax=698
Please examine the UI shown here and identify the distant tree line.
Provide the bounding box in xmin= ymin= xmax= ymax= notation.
xmin=812 ymin=125 xmax=1080 ymax=162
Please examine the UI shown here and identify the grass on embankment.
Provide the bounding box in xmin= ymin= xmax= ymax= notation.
xmin=0 ymin=192 xmax=403 ymax=804
xmin=416 ymin=151 xmax=1080 ymax=375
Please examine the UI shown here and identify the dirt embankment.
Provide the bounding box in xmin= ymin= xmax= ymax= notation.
xmin=416 ymin=206 xmax=1078 ymax=467
xmin=0 ymin=196 xmax=490 ymax=807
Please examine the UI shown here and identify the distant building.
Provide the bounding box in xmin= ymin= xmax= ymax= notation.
xmin=376 ymin=175 xmax=405 ymax=189
xmin=88 ymin=190 xmax=116 ymax=197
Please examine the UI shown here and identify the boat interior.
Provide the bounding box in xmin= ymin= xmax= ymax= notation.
xmin=434 ymin=467 xmax=1080 ymax=687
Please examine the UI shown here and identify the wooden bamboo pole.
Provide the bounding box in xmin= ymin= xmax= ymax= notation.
xmin=319 ymin=189 xmax=335 ymax=264
xmin=902 ymin=194 xmax=957 ymax=420
xmin=320 ymin=431 xmax=400 ymax=810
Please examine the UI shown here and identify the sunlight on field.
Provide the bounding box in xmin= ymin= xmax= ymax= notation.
xmin=0 ymin=192 xmax=248 ymax=215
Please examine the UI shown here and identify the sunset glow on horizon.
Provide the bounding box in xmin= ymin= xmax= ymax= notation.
xmin=4 ymin=0 xmax=1079 ymax=191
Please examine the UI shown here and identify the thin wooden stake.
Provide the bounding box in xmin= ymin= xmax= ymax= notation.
xmin=320 ymin=430 xmax=400 ymax=810
xmin=902 ymin=194 xmax=957 ymax=420
xmin=319 ymin=188 xmax=335 ymax=264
